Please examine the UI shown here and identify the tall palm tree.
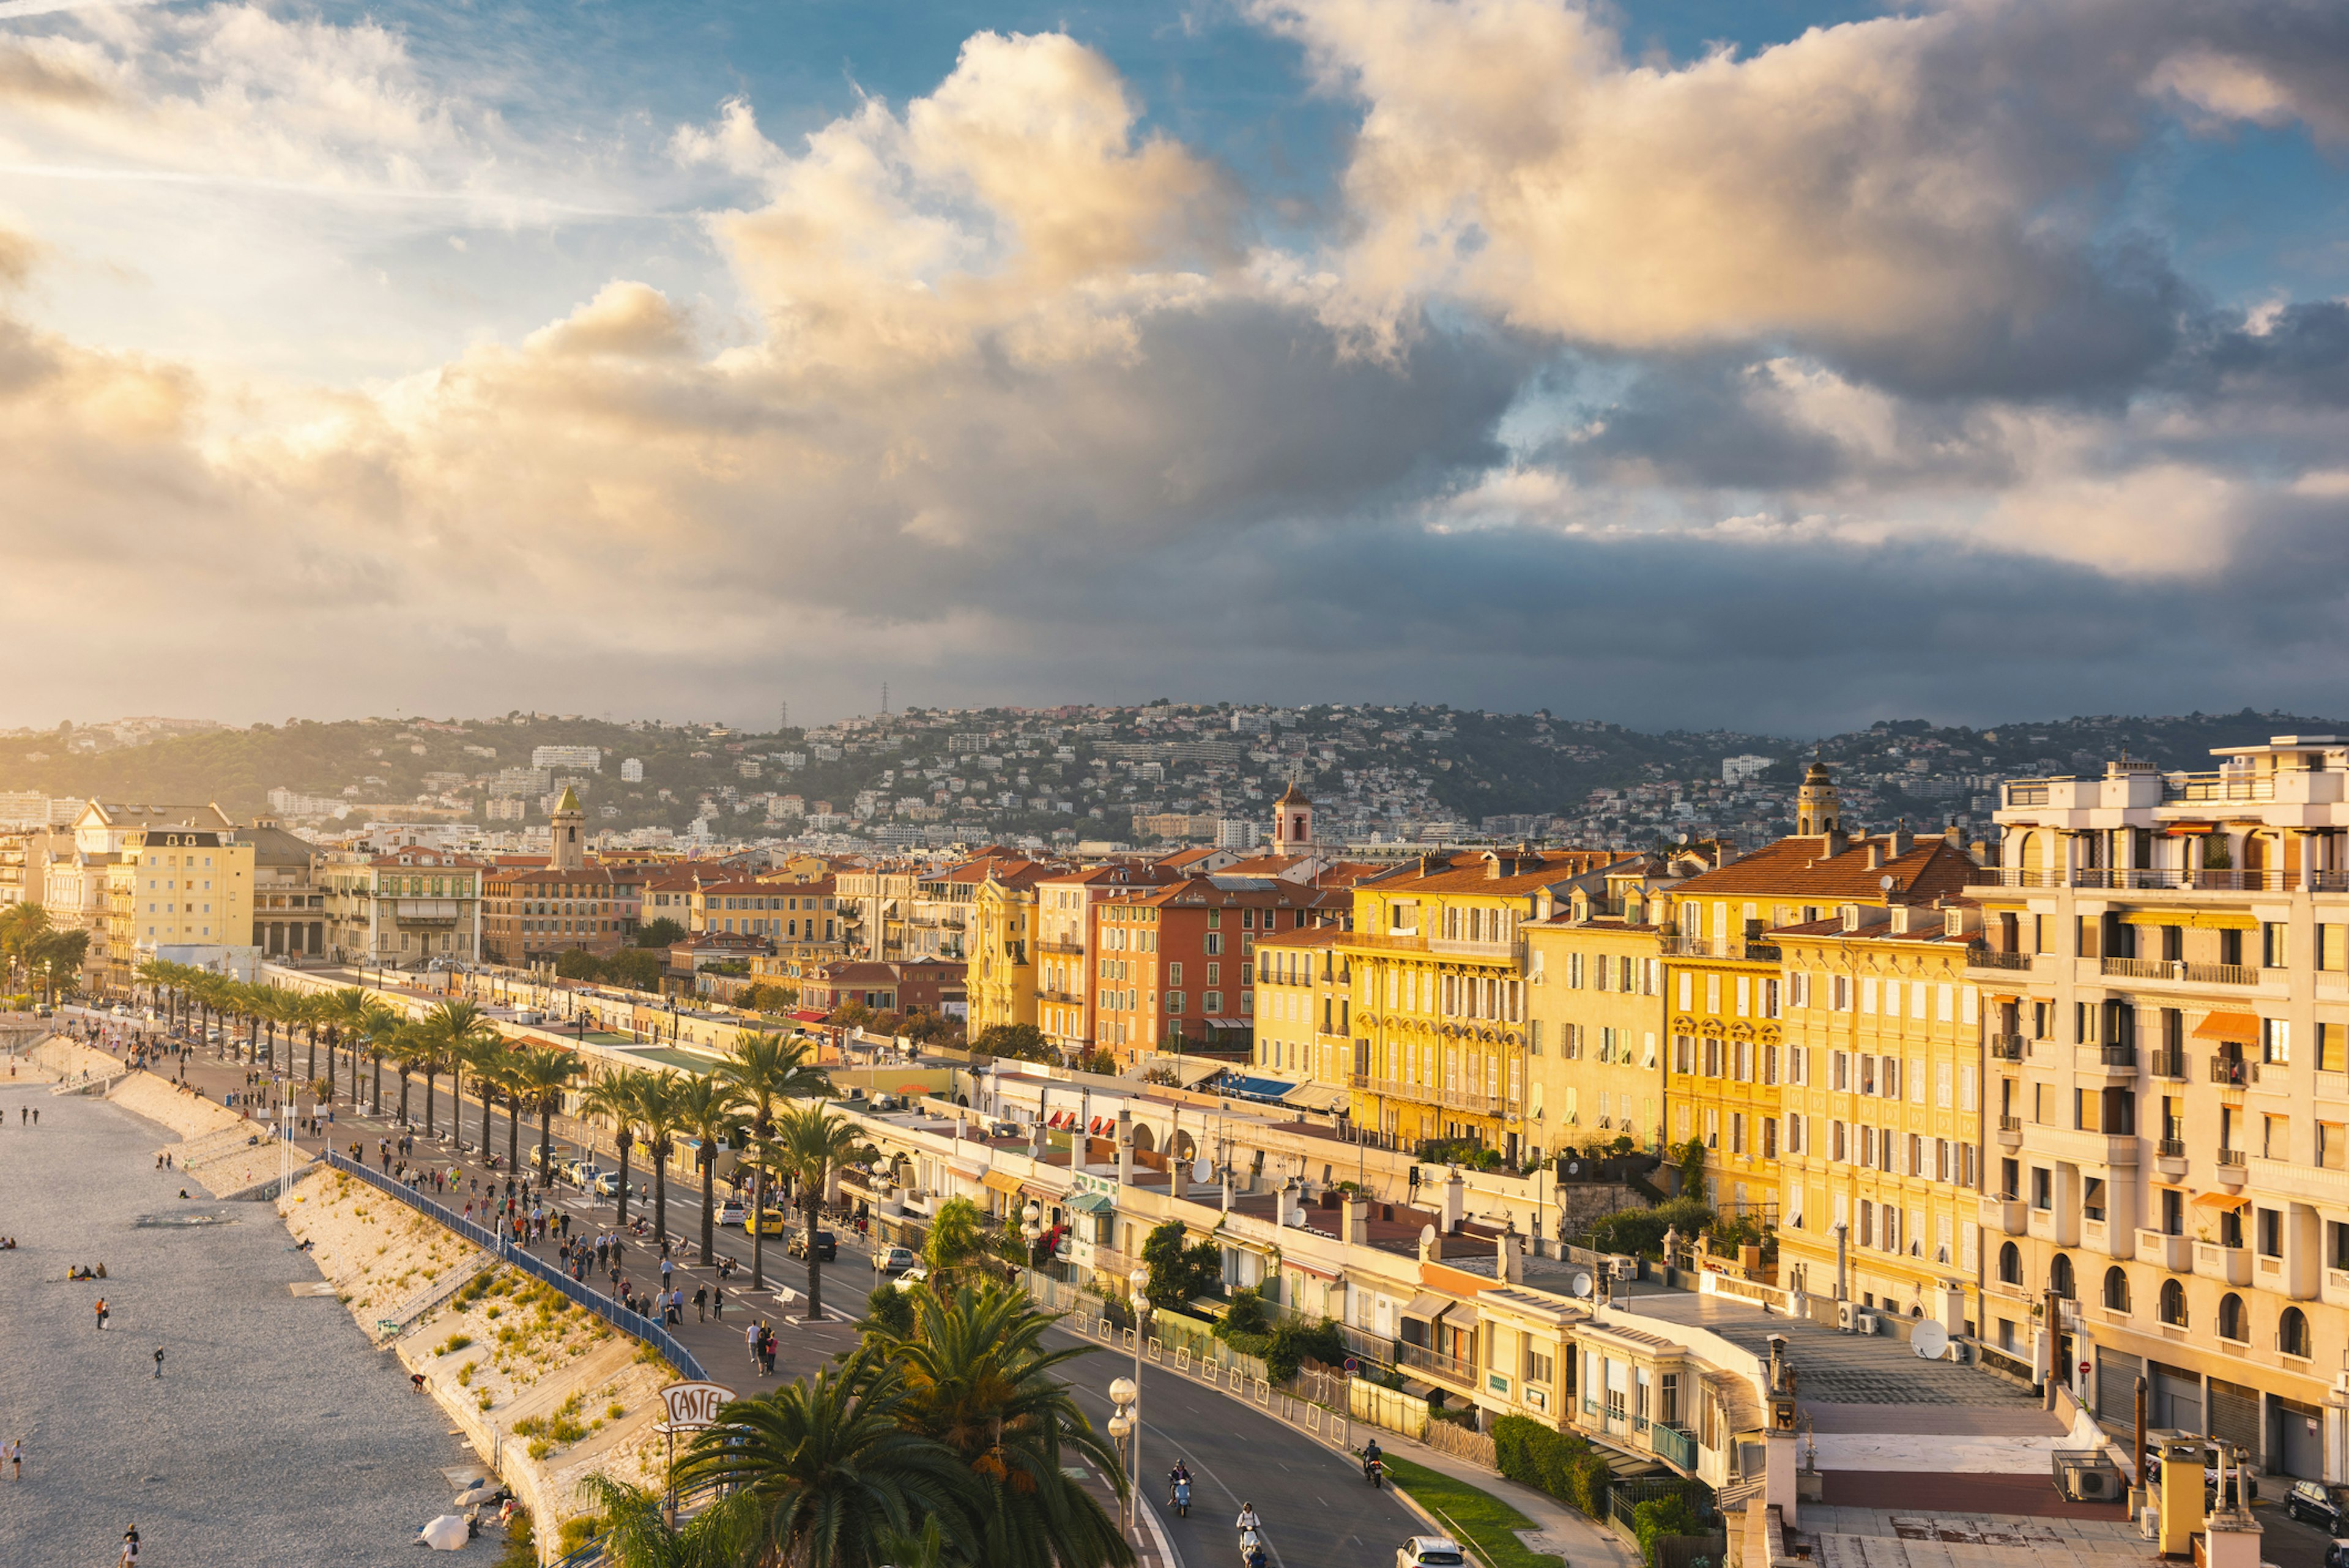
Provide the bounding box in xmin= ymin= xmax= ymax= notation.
xmin=509 ymin=1044 xmax=586 ymax=1184
xmin=677 ymin=1351 xmax=969 ymax=1568
xmin=415 ymin=1033 xmax=448 ymax=1138
xmin=423 ymin=1000 xmax=499 ymax=1148
xmin=718 ymin=1031 xmax=831 ymax=1290
xmin=570 ymin=1473 xmax=759 ymax=1568
xmin=886 ymin=1284 xmax=1133 ymax=1568
xmin=672 ymin=1074 xmax=746 ymax=1266
xmin=777 ymin=1104 xmax=863 ymax=1323
xmin=631 ymin=1071 xmax=686 ymax=1250
xmin=320 ymin=987 xmax=371 ymax=1105
xmin=464 ymin=1033 xmax=511 ymax=1159
xmin=578 ymin=1071 xmax=641 ymax=1227
xmin=388 ymin=1023 xmax=425 ymax=1127
xmin=358 ymin=1001 xmax=403 ymax=1116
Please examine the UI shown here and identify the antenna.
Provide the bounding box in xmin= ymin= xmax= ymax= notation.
xmin=778 ymin=699 xmax=789 ymax=733
xmin=881 ymin=683 xmax=889 ymax=715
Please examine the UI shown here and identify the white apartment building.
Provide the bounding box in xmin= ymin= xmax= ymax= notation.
xmin=530 ymin=745 xmax=603 ymax=771
xmin=1978 ymin=735 xmax=2349 ymax=1482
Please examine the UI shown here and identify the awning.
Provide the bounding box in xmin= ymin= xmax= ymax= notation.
xmin=982 ymin=1170 xmax=1024 ymax=1198
xmin=1400 ymin=1291 xmax=1455 ymax=1326
xmin=1285 ymin=1256 xmax=1345 ymax=1282
xmin=2122 ymin=910 xmax=2258 ymax=930
xmin=2192 ymin=1011 xmax=2262 ymax=1042
xmin=1066 ymin=1192 xmax=1116 ymax=1215
xmin=2192 ymin=1191 xmax=2248 ymax=1209
xmin=1282 ymin=1082 xmax=1351 ymax=1113
xmin=2164 ymin=823 xmax=2220 ymax=835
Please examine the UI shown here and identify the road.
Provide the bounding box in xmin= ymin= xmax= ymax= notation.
xmin=59 ymin=1009 xmax=1434 ymax=1568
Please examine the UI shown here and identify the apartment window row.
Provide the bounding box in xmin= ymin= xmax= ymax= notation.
xmin=1675 ymin=971 xmax=1782 ymax=1019
xmin=1565 ymin=953 xmax=1662 ymax=995
xmin=1670 ymin=1033 xmax=1779 ymax=1084
xmin=1439 ymin=905 xmax=1518 ymax=943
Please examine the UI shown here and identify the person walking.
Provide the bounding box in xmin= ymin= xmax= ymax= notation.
xmin=2 ymin=1438 xmax=18 ymax=1479
xmin=153 ymin=1347 xmax=164 ymax=1378
xmin=95 ymin=1297 xmax=109 ymax=1331
xmin=693 ymin=1285 xmax=708 ymax=1323
xmin=710 ymin=1285 xmax=724 ymax=1322
xmin=119 ymin=1525 xmax=140 ymax=1566
xmin=746 ymin=1321 xmax=762 ymax=1377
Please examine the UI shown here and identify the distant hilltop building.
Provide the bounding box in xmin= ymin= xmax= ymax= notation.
xmin=1721 ymin=753 xmax=1777 ymax=784
xmin=620 ymin=757 xmax=644 ymax=782
xmin=531 ymin=744 xmax=603 ymax=772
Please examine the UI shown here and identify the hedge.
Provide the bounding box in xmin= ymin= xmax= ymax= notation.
xmin=1492 ymin=1415 xmax=1612 ymax=1517
xmin=1633 ymin=1494 xmax=1699 ymax=1566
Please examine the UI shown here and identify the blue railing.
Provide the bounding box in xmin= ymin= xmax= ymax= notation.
xmin=321 ymin=1149 xmax=710 ymax=1382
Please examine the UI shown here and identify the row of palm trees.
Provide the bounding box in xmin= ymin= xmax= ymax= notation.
xmin=588 ymin=1281 xmax=1133 ymax=1568
xmin=135 ymin=963 xmax=862 ymax=1309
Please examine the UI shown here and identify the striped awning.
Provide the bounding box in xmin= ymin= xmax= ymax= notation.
xmin=981 ymin=1170 xmax=1024 ymax=1198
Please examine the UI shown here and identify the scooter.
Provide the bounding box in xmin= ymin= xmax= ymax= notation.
xmin=1239 ymin=1528 xmax=1267 ymax=1568
xmin=1364 ymin=1455 xmax=1384 ymax=1490
xmin=1170 ymin=1477 xmax=1191 ymax=1517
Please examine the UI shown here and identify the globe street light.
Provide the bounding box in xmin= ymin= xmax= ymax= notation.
xmin=1107 ymin=1376 xmax=1138 ymax=1536
xmin=1126 ymin=1265 xmax=1152 ymax=1539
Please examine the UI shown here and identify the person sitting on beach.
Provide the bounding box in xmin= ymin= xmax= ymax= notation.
xmin=94 ymin=1263 xmax=106 ymax=1279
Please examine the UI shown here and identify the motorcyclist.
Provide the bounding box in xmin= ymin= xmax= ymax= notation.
xmin=1362 ymin=1438 xmax=1383 ymax=1473
xmin=1236 ymin=1503 xmax=1261 ymax=1536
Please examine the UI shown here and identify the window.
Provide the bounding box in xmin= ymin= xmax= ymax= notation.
xmin=1204 ymin=933 xmax=1223 ymax=956
xmin=2102 ymin=1266 xmax=2130 ymax=1313
xmin=2264 ymin=1017 xmax=2290 ymax=1065
xmin=2258 ymin=1207 xmax=2283 ymax=1258
xmin=1203 ymin=992 xmax=1222 ymax=1014
xmin=1998 ymin=1241 xmax=2021 ymax=1285
xmin=2049 ymin=1253 xmax=2074 ymax=1299
xmin=2281 ymin=1306 xmax=2312 ymax=1358
xmin=2030 ymin=1167 xmax=2052 ymax=1210
xmin=2159 ymin=1279 xmax=2188 ymax=1327
xmin=2217 ymin=1292 xmax=2248 ymax=1343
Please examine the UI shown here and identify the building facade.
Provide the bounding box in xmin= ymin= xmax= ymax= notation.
xmin=322 ymin=847 xmax=484 ymax=965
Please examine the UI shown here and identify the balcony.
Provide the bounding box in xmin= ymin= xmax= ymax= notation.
xmin=1038 ymin=939 xmax=1086 ymax=956
xmin=2138 ymin=1230 xmax=2192 ymax=1271
xmin=2217 ymin=1149 xmax=2249 ymax=1188
xmin=2106 ymin=957 xmax=2263 ymax=987
xmin=1970 ymin=866 xmax=2312 ymax=893
xmin=1397 ymin=1342 xmax=1479 ymax=1389
xmin=1990 ymin=1033 xmax=2027 ymax=1061
xmin=1970 ymin=949 xmax=2035 ymax=972
xmin=2164 ymin=772 xmax=2276 ymax=803
xmin=1982 ymin=1196 xmax=2027 ymax=1233
xmin=2150 ymin=1050 xmax=2186 ymax=1080
xmin=1660 ymin=935 xmax=1779 ymax=962
xmin=1361 ymin=1078 xmax=1507 ymax=1117
xmin=2085 ymin=1044 xmax=2137 ymax=1072
xmin=1650 ymin=1424 xmax=1698 ymax=1473
xmin=2194 ymin=1241 xmax=2252 ymax=1286
xmin=1997 ymin=1115 xmax=2024 ymax=1148
xmin=2211 ymin=1058 xmax=2254 ymax=1088
xmin=1427 ymin=935 xmax=1528 ymax=964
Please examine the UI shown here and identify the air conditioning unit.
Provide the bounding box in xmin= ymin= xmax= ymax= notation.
xmin=1947 ymin=1342 xmax=1973 ymax=1365
xmin=1838 ymin=1302 xmax=1877 ymax=1334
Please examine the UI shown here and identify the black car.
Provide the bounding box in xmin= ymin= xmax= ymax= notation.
xmin=2291 ymin=1481 xmax=2349 ymax=1534
xmin=787 ymin=1229 xmax=837 ymax=1261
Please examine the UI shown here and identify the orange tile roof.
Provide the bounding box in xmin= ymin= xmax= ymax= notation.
xmin=1376 ymin=848 xmax=1627 ymax=897
xmin=1671 ymin=834 xmax=1977 ymax=902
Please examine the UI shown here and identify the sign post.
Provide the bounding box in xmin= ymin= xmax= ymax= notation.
xmin=656 ymin=1381 xmax=736 ymax=1525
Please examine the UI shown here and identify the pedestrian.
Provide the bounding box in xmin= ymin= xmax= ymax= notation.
xmin=153 ymin=1347 xmax=163 ymax=1378
xmin=1 ymin=1438 xmax=17 ymax=1478
xmin=694 ymin=1285 xmax=708 ymax=1322
xmin=120 ymin=1524 xmax=139 ymax=1566
xmin=746 ymin=1321 xmax=762 ymax=1375
xmin=660 ymin=1256 xmax=674 ymax=1288
xmin=596 ymin=1236 xmax=609 ymax=1269
xmin=710 ymin=1285 xmax=724 ymax=1321
xmin=95 ymin=1297 xmax=108 ymax=1331
xmin=761 ymin=1328 xmax=776 ymax=1376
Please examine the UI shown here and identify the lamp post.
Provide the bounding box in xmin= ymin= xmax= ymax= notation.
xmin=1127 ymin=1264 xmax=1152 ymax=1540
xmin=1107 ymin=1376 xmax=1138 ymax=1538
xmin=1020 ymin=1202 xmax=1043 ymax=1272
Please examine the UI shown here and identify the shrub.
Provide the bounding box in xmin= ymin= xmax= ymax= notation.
xmin=1493 ymin=1415 xmax=1611 ymax=1517
xmin=1220 ymin=1288 xmax=1272 ymax=1337
xmin=437 ymin=1334 xmax=473 ymax=1356
xmin=1263 ymin=1317 xmax=1347 ymax=1384
xmin=1585 ymin=1197 xmax=1715 ymax=1260
xmin=495 ymin=1509 xmax=535 ymax=1568
xmin=863 ymin=1282 xmax=915 ymax=1341
xmin=1634 ymin=1494 xmax=1701 ymax=1566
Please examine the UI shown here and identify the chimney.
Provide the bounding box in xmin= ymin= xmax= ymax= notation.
xmin=1969 ymin=839 xmax=1988 ymax=865
xmin=1887 ymin=825 xmax=1912 ymax=856
xmin=1171 ymin=1158 xmax=1189 ymax=1203
xmin=1281 ymin=1179 xmax=1304 ymax=1227
xmin=1440 ymin=1167 xmax=1466 ymax=1232
xmin=1865 ymin=842 xmax=1884 ymax=871
xmin=1116 ymin=1107 xmax=1133 ymax=1187
xmin=1497 ymin=1226 xmax=1523 ymax=1285
xmin=1944 ymin=822 xmax=1962 ymax=849
xmin=1343 ymin=1195 xmax=1370 ymax=1245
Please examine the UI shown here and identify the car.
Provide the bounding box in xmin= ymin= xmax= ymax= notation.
xmin=716 ymin=1198 xmax=748 ymax=1228
xmin=872 ymin=1244 xmax=917 ymax=1274
xmin=586 ymin=1170 xmax=622 ymax=1197
xmin=2290 ymin=1481 xmax=2349 ymax=1533
xmin=1397 ymin=1536 xmax=1468 ymax=1568
xmin=892 ymin=1264 xmax=930 ymax=1293
xmin=751 ymin=1209 xmax=789 ymax=1236
xmin=787 ymin=1229 xmax=837 ymax=1261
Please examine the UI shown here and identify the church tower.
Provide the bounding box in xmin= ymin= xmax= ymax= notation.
xmin=1272 ymin=779 xmax=1315 ymax=855
xmin=1795 ymin=759 xmax=1842 ymax=840
xmin=551 ymin=784 xmax=586 ymax=872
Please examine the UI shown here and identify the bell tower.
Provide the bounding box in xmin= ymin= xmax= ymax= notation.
xmin=551 ymin=784 xmax=586 ymax=872
xmin=1272 ymin=779 xmax=1315 ymax=855
xmin=1796 ymin=759 xmax=1842 ymax=839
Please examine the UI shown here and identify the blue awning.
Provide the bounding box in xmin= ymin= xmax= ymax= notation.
xmin=1216 ymin=1074 xmax=1299 ymax=1104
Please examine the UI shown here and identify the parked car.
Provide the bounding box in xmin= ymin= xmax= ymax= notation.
xmin=2147 ymin=1450 xmax=2259 ymax=1506
xmin=563 ymin=1160 xmax=606 ymax=1188
xmin=787 ymin=1229 xmax=837 ymax=1261
xmin=1397 ymin=1537 xmax=1468 ymax=1568
xmin=587 ymin=1170 xmax=622 ymax=1197
xmin=872 ymin=1244 xmax=917 ymax=1274
xmin=893 ymin=1264 xmax=930 ymax=1293
xmin=716 ymin=1198 xmax=748 ymax=1228
xmin=2289 ymin=1481 xmax=2349 ymax=1533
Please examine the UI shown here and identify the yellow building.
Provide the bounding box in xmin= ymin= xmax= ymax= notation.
xmin=1658 ymin=763 xmax=1977 ymax=1222
xmin=1343 ymin=849 xmax=1621 ymax=1161
xmin=1775 ymin=904 xmax=1987 ymax=1320
xmin=966 ymin=863 xmax=1056 ymax=1035
xmin=105 ymin=819 xmax=257 ymax=988
xmin=1252 ymin=924 xmax=1352 ymax=1088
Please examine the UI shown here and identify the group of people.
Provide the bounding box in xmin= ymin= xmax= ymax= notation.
xmin=67 ymin=1263 xmax=108 ymax=1280
xmin=745 ymin=1320 xmax=779 ymax=1376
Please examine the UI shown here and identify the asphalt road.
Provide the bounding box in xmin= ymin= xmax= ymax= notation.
xmin=78 ymin=1014 xmax=1434 ymax=1568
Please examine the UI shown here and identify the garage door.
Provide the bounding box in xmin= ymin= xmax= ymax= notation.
xmin=2153 ymin=1363 xmax=2203 ymax=1433
xmin=2273 ymin=1397 xmax=2325 ymax=1481
xmin=2209 ymin=1377 xmax=2261 ymax=1457
xmin=2097 ymin=1348 xmax=2142 ymax=1423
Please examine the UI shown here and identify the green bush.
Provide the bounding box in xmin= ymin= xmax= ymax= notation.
xmin=1633 ymin=1494 xmax=1701 ymax=1566
xmin=862 ymin=1282 xmax=914 ymax=1341
xmin=1585 ymin=1196 xmax=1715 ymax=1260
xmin=1140 ymin=1221 xmax=1222 ymax=1309
xmin=1493 ymin=1414 xmax=1611 ymax=1517
xmin=1263 ymin=1317 xmax=1347 ymax=1383
xmin=1220 ymin=1288 xmax=1271 ymax=1336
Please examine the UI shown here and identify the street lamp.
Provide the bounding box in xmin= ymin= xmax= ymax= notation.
xmin=1107 ymin=1376 xmax=1138 ymax=1537
xmin=1020 ymin=1202 xmax=1044 ymax=1268
xmin=1126 ymin=1264 xmax=1152 ymax=1540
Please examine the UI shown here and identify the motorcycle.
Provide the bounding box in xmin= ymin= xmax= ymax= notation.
xmin=1363 ymin=1455 xmax=1384 ymax=1490
xmin=1170 ymin=1478 xmax=1191 ymax=1517
xmin=1239 ymin=1528 xmax=1267 ymax=1568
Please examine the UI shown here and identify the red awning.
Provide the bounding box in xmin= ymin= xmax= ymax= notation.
xmin=1089 ymin=1117 xmax=1104 ymax=1135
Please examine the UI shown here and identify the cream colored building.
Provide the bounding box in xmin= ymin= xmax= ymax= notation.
xmin=106 ymin=818 xmax=257 ymax=988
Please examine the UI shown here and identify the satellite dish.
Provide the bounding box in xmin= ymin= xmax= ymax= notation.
xmin=1912 ymin=1320 xmax=1950 ymax=1360
xmin=1419 ymin=1223 xmax=1437 ymax=1247
xmin=1880 ymin=875 xmax=1896 ymax=891
xmin=1569 ymin=1271 xmax=1594 ymax=1299
xmin=1564 ymin=1159 xmax=1581 ymax=1178
xmin=1192 ymin=1157 xmax=1213 ymax=1184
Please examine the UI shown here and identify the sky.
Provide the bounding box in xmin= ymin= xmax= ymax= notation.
xmin=3 ymin=0 xmax=2348 ymax=735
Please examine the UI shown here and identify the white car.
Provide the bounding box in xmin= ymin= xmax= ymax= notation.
xmin=872 ymin=1245 xmax=917 ymax=1274
xmin=1397 ymin=1538 xmax=1468 ymax=1568
xmin=892 ymin=1265 xmax=930 ymax=1293
xmin=717 ymin=1198 xmax=748 ymax=1228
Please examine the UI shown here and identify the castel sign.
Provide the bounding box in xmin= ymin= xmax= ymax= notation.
xmin=659 ymin=1381 xmax=734 ymax=1430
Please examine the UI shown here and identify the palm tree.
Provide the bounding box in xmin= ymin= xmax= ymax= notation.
xmin=919 ymin=1197 xmax=990 ymax=1293
xmin=886 ymin=1284 xmax=1133 ymax=1568
xmin=358 ymin=1002 xmax=403 ymax=1116
xmin=676 ymin=1351 xmax=969 ymax=1568
xmin=717 ymin=1031 xmax=831 ymax=1290
xmin=777 ymin=1104 xmax=863 ymax=1323
xmin=509 ymin=1044 xmax=586 ymax=1184
xmin=570 ymin=1473 xmax=759 ymax=1568
xmin=388 ymin=1023 xmax=425 ymax=1127
xmin=578 ymin=1071 xmax=641 ymax=1227
xmin=464 ymin=1033 xmax=511 ymax=1160
xmin=415 ymin=1032 xmax=449 ymax=1138
xmin=631 ymin=1071 xmax=686 ymax=1250
xmin=672 ymin=1074 xmax=746 ymax=1266
xmin=423 ymin=1001 xmax=499 ymax=1149
xmin=293 ymin=990 xmax=327 ymax=1088
xmin=320 ymin=987 xmax=371 ymax=1105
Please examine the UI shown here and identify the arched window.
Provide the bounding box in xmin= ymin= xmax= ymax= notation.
xmin=1998 ymin=1241 xmax=2022 ymax=1285
xmin=2103 ymin=1266 xmax=2131 ymax=1313
xmin=2280 ymin=1306 xmax=2312 ymax=1358
xmin=2159 ymin=1279 xmax=2188 ymax=1326
xmin=2049 ymin=1252 xmax=2075 ymax=1300
xmin=2218 ymin=1293 xmax=2248 ymax=1343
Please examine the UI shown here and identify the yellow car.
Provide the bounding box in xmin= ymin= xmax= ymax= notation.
xmin=751 ymin=1209 xmax=790 ymax=1236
